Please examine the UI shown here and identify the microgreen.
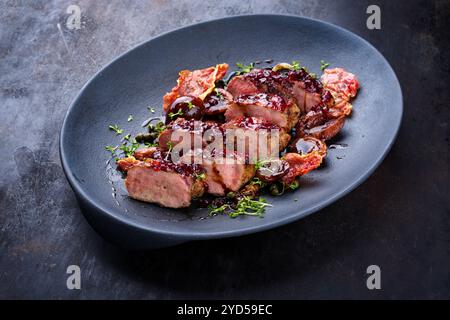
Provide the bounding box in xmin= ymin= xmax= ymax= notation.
xmin=320 ymin=60 xmax=330 ymax=71
xmin=109 ymin=124 xmax=123 ymax=135
xmin=291 ymin=60 xmax=301 ymax=70
xmin=236 ymin=62 xmax=254 ymax=75
xmin=168 ymin=109 xmax=183 ymax=119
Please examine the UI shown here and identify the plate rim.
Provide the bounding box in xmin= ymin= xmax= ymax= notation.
xmin=59 ymin=14 xmax=403 ymax=240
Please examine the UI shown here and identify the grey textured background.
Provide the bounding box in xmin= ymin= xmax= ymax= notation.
xmin=1 ymin=0 xmax=449 ymax=299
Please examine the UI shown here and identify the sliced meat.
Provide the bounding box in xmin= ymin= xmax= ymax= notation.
xmin=291 ymin=81 xmax=323 ymax=114
xmin=126 ymin=166 xmax=204 ymax=208
xmin=181 ymin=150 xmax=255 ymax=196
xmin=293 ymin=68 xmax=358 ymax=140
xmin=118 ymin=157 xmax=205 ymax=208
xmin=303 ymin=116 xmax=345 ymax=141
xmin=225 ymin=93 xmax=300 ymax=130
xmin=158 ymin=118 xmax=223 ymax=151
xmin=295 ymin=105 xmax=346 ymax=141
xmin=214 ymin=160 xmax=255 ymax=194
xmin=227 ymin=68 xmax=326 ymax=116
xmin=223 ymin=116 xmax=291 ymax=154
xmin=226 ymin=75 xmax=260 ymax=97
xmin=227 ymin=76 xmax=261 ymax=98
xmin=163 ymin=63 xmax=228 ymax=111
xmin=227 ymin=69 xmax=289 ymax=101
xmin=287 ymin=70 xmax=326 ymax=114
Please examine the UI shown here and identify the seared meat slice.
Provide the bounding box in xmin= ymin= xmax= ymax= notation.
xmin=117 ymin=157 xmax=205 ymax=208
xmin=156 ymin=117 xmax=258 ymax=196
xmin=206 ymin=159 xmax=255 ymax=196
xmin=158 ymin=118 xmax=223 ymax=151
xmin=214 ymin=162 xmax=255 ymax=194
xmin=286 ymin=69 xmax=330 ymax=114
xmin=223 ymin=116 xmax=291 ymax=154
xmin=225 ymin=93 xmax=300 ymax=130
xmin=296 ymin=105 xmax=346 ymax=141
xmin=181 ymin=150 xmax=255 ymax=196
xmin=293 ymin=68 xmax=358 ymax=141
xmin=226 ymin=68 xmax=327 ymax=115
xmin=226 ymin=75 xmax=260 ymax=97
xmin=302 ymin=116 xmax=346 ymax=141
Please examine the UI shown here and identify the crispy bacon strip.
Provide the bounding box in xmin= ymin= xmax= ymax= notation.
xmin=163 ymin=63 xmax=229 ymax=111
xmin=117 ymin=157 xmax=141 ymax=172
xmin=133 ymin=147 xmax=158 ymax=160
xmin=282 ymin=151 xmax=324 ymax=184
xmin=320 ymin=68 xmax=359 ymax=116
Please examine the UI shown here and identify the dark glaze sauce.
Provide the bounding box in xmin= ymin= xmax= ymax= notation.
xmin=229 ymin=116 xmax=279 ymax=130
xmin=329 ymin=143 xmax=348 ymax=150
xmin=291 ymin=138 xmax=318 ymax=154
xmin=244 ymin=68 xmax=323 ymax=94
xmin=236 ymin=93 xmax=290 ymax=112
xmin=321 ymin=90 xmax=334 ymax=105
xmin=287 ymin=69 xmax=323 ymax=93
xmin=167 ymin=118 xmax=223 ymax=133
xmin=203 ymin=88 xmax=233 ymax=115
xmin=142 ymin=150 xmax=205 ymax=177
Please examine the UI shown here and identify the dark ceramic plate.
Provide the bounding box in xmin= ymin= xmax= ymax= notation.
xmin=60 ymin=15 xmax=402 ymax=250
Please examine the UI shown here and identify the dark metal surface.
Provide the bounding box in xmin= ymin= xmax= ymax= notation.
xmin=1 ymin=0 xmax=449 ymax=299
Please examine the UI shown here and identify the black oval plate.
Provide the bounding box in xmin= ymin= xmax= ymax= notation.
xmin=60 ymin=15 xmax=402 ymax=250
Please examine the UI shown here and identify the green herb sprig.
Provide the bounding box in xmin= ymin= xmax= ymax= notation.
xmin=194 ymin=172 xmax=206 ymax=180
xmin=214 ymin=88 xmax=223 ymax=99
xmin=209 ymin=196 xmax=272 ymax=218
xmin=105 ymin=145 xmax=118 ymax=153
xmin=109 ymin=124 xmax=123 ymax=135
xmin=236 ymin=62 xmax=254 ymax=75
xmin=288 ymin=180 xmax=300 ymax=190
xmin=320 ymin=60 xmax=330 ymax=71
xmin=168 ymin=109 xmax=183 ymax=120
xmin=291 ymin=60 xmax=301 ymax=70
xmin=187 ymin=101 xmax=194 ymax=110
xmin=250 ymin=177 xmax=266 ymax=187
